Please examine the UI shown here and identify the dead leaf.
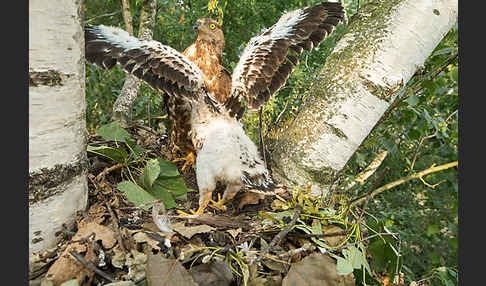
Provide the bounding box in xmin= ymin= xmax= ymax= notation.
xmin=170 ymin=222 xmax=216 ymax=239
xmin=45 ymin=242 xmax=92 ymax=286
xmin=321 ymin=225 xmax=347 ymax=247
xmin=132 ymin=231 xmax=171 ymax=251
xmin=247 ymin=263 xmax=268 ymax=286
xmin=282 ymin=253 xmax=355 ymax=286
xmin=189 ymin=260 xmax=234 ymax=286
xmin=123 ymin=249 xmax=147 ymax=281
xmin=72 ymin=222 xmax=116 ymax=249
xmin=262 ymin=259 xmax=287 ymax=273
xmin=111 ymin=245 xmax=126 ymax=269
xmin=226 ymin=228 xmax=242 ymax=240
xmin=59 ymin=280 xmax=79 ymax=286
xmin=103 ymin=282 xmax=136 ymax=286
xmin=146 ymin=254 xmax=198 ymax=286
xmin=239 ymin=192 xmax=265 ymax=209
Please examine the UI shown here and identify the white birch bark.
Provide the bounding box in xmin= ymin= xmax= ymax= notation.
xmin=29 ymin=0 xmax=87 ymax=257
xmin=268 ymin=0 xmax=458 ymax=195
xmin=112 ymin=0 xmax=156 ymax=127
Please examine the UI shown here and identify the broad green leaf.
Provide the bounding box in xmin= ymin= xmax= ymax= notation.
xmin=157 ymin=158 xmax=181 ymax=177
xmin=336 ymin=257 xmax=354 ymax=275
xmin=408 ymin=129 xmax=421 ymax=140
xmin=406 ymin=94 xmax=419 ymax=106
xmin=96 ymin=121 xmax=132 ymax=143
xmin=154 ymin=176 xmax=190 ymax=196
xmin=151 ymin=183 xmax=177 ymax=209
xmin=432 ymin=47 xmax=455 ymax=57
xmin=117 ymin=181 xmax=156 ymax=210
xmin=450 ymin=67 xmax=458 ymax=82
xmin=87 ymin=145 xmax=128 ymax=163
xmin=126 ymin=139 xmax=147 ymax=159
xmin=423 ymin=109 xmax=432 ymax=125
xmin=143 ymin=159 xmax=161 ymax=189
xmin=427 ymin=224 xmax=440 ymax=236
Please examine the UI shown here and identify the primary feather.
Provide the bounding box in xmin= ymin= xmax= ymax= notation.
xmin=85 ymin=1 xmax=344 ymax=209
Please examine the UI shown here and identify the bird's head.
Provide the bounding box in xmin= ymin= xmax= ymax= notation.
xmin=193 ymin=18 xmax=224 ymax=45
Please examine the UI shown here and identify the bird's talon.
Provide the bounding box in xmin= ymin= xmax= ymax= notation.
xmin=209 ymin=196 xmax=227 ymax=211
xmin=177 ymin=199 xmax=209 ymax=216
xmin=173 ymin=152 xmax=196 ymax=171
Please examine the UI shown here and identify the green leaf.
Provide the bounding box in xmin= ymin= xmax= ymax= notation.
xmin=427 ymin=224 xmax=440 ymax=236
xmin=143 ymin=159 xmax=161 ymax=189
xmin=157 ymin=158 xmax=181 ymax=177
xmin=406 ymin=94 xmax=419 ymax=106
xmin=96 ymin=121 xmax=132 ymax=143
xmin=151 ymin=183 xmax=177 ymax=209
xmin=450 ymin=67 xmax=458 ymax=82
xmin=154 ymin=177 xmax=190 ymax=196
xmin=126 ymin=139 xmax=147 ymax=159
xmin=335 ymin=257 xmax=354 ymax=275
xmin=423 ymin=109 xmax=432 ymax=125
xmin=87 ymin=145 xmax=128 ymax=163
xmin=117 ymin=181 xmax=156 ymax=210
xmin=408 ymin=129 xmax=421 ymax=140
xmin=432 ymin=47 xmax=455 ymax=57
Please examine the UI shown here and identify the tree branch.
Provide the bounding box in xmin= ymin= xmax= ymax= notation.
xmin=349 ymin=161 xmax=458 ymax=207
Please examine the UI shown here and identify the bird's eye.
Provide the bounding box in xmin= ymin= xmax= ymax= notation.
xmin=209 ymin=23 xmax=216 ymax=30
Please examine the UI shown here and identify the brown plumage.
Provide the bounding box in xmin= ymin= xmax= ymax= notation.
xmin=168 ymin=18 xmax=231 ymax=160
xmin=85 ymin=2 xmax=344 ymax=210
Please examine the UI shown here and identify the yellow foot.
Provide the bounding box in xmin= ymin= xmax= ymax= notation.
xmin=176 ymin=199 xmax=209 ymax=216
xmin=209 ymin=194 xmax=228 ymax=211
xmin=172 ymin=152 xmax=196 ymax=171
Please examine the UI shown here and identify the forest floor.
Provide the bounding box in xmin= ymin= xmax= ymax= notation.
xmin=29 ymin=124 xmax=396 ymax=286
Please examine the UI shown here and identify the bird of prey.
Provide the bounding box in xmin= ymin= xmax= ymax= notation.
xmin=85 ymin=1 xmax=344 ymax=212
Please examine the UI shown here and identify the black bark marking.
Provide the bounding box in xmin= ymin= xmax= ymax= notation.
xmin=29 ymin=70 xmax=71 ymax=87
xmin=29 ymin=156 xmax=87 ymax=205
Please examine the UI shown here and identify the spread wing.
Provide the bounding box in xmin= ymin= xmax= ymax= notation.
xmin=225 ymin=2 xmax=344 ymax=117
xmin=85 ymin=25 xmax=220 ymax=109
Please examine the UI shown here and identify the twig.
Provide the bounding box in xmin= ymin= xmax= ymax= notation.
xmin=96 ymin=163 xmax=124 ymax=182
xmin=335 ymin=232 xmax=399 ymax=250
xmin=356 ymin=167 xmax=390 ymax=225
xmin=349 ymin=161 xmax=458 ymax=207
xmin=277 ymin=243 xmax=315 ymax=258
xmin=260 ymin=205 xmax=302 ymax=258
xmin=148 ymin=96 xmax=152 ymax=128
xmin=269 ymin=96 xmax=291 ymax=132
xmin=445 ymin=109 xmax=458 ymax=123
xmin=85 ymin=10 xmax=122 ymax=24
xmin=290 ymin=230 xmax=348 ymax=238
xmin=134 ymin=123 xmax=159 ymax=136
xmin=410 ymin=129 xmax=439 ymax=171
xmin=69 ymin=250 xmax=117 ymax=283
xmin=105 ymin=202 xmax=127 ymax=253
xmin=355 ymin=151 xmax=389 ymax=185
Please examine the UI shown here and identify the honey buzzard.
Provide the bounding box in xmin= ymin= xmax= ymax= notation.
xmin=85 ymin=2 xmax=344 ymax=211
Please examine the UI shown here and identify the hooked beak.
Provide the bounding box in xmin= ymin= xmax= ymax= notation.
xmin=193 ymin=21 xmax=200 ymax=30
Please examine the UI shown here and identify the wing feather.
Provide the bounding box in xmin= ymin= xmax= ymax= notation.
xmin=85 ymin=25 xmax=219 ymax=108
xmin=227 ymin=2 xmax=344 ymax=116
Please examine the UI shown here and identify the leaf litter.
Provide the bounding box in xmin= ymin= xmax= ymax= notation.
xmin=30 ymin=124 xmax=402 ymax=286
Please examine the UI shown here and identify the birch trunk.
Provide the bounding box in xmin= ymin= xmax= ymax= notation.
xmin=29 ymin=0 xmax=87 ymax=256
xmin=267 ymin=0 xmax=458 ymax=196
xmin=112 ymin=0 xmax=156 ymax=127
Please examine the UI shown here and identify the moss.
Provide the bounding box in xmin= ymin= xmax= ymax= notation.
xmin=268 ymin=0 xmax=407 ymax=189
xmin=306 ymin=166 xmax=339 ymax=186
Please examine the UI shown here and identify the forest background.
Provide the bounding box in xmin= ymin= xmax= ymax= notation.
xmin=83 ymin=0 xmax=458 ymax=284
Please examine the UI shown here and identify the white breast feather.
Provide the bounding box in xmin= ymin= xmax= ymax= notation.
xmin=194 ymin=117 xmax=268 ymax=192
